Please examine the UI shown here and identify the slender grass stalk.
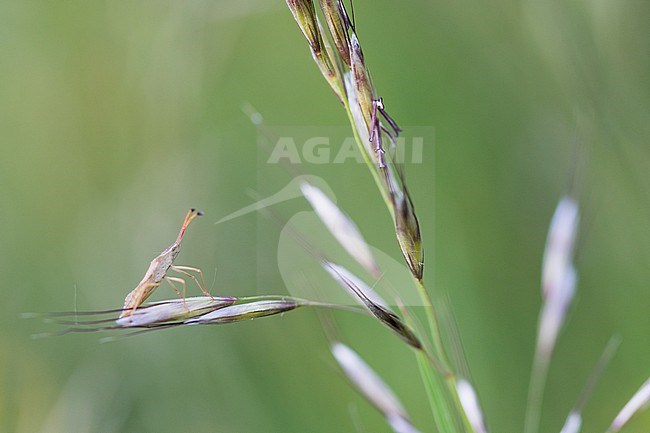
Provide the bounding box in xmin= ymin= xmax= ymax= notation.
xmin=285 ymin=1 xmax=472 ymax=431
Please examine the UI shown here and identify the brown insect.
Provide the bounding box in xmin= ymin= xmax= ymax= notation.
xmin=119 ymin=209 xmax=211 ymax=318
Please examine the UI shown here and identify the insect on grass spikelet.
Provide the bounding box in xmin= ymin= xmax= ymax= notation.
xmin=120 ymin=209 xmax=212 ymax=318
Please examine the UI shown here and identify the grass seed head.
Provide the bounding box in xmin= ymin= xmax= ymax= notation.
xmin=286 ymin=0 xmax=343 ymax=101
xmin=116 ymin=296 xmax=236 ymax=327
xmin=185 ymin=299 xmax=301 ymax=325
xmin=344 ymin=71 xmax=376 ymax=160
xmin=286 ymin=0 xmax=321 ymax=52
xmin=319 ymin=0 xmax=352 ymax=67
xmin=382 ymin=166 xmax=424 ymax=281
xmin=350 ymin=34 xmax=376 ymax=131
xmin=324 ymin=262 xmax=422 ymax=349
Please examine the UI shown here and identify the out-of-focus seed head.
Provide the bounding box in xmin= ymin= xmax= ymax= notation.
xmin=456 ymin=379 xmax=488 ymax=433
xmin=319 ymin=0 xmax=352 ymax=67
xmin=536 ymin=197 xmax=579 ymax=359
xmin=324 ymin=261 xmax=388 ymax=306
xmin=542 ymin=197 xmax=579 ymax=299
xmin=331 ymin=342 xmax=423 ymax=432
xmin=332 ymin=343 xmax=409 ymax=419
xmin=537 ymin=265 xmax=576 ymax=358
xmin=559 ymin=412 xmax=582 ymax=433
xmin=609 ymin=378 xmax=650 ymax=432
xmin=386 ymin=414 xmax=423 ymax=433
xmin=301 ymin=182 xmax=380 ymax=276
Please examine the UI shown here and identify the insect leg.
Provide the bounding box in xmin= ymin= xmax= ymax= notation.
xmin=164 ymin=276 xmax=189 ymax=311
xmin=170 ymin=265 xmax=213 ymax=299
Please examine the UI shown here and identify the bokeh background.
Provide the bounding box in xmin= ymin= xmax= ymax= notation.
xmin=2 ymin=1 xmax=650 ymax=432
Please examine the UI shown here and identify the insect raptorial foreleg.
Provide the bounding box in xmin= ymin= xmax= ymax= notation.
xmin=170 ymin=265 xmax=212 ymax=298
xmin=164 ymin=276 xmax=188 ymax=311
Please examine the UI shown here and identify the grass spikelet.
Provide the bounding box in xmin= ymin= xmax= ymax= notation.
xmin=318 ymin=0 xmax=352 ymax=67
xmin=332 ymin=342 xmax=422 ymax=433
xmin=286 ymin=0 xmax=321 ymax=52
xmin=185 ymin=299 xmax=303 ymax=325
xmin=324 ymin=262 xmax=422 ymax=349
xmin=349 ymin=33 xmax=375 ymax=134
xmin=301 ymin=181 xmax=380 ymax=276
xmin=343 ymin=71 xmax=375 ymax=159
xmin=382 ymin=164 xmax=424 ymax=281
xmin=286 ymin=0 xmax=343 ymax=101
xmin=116 ymin=296 xmax=236 ymax=327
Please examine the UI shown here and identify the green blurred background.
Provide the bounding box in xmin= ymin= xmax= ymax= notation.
xmin=1 ymin=1 xmax=649 ymax=432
